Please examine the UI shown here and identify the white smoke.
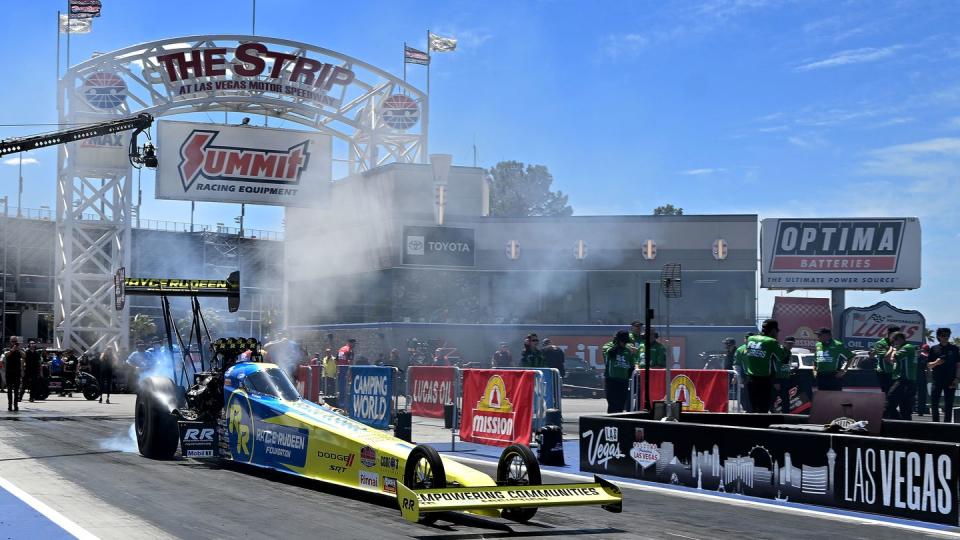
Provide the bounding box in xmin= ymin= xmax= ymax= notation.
xmin=99 ymin=423 xmax=138 ymax=453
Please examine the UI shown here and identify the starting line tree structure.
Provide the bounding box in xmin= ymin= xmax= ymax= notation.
xmin=57 ymin=35 xmax=428 ymax=351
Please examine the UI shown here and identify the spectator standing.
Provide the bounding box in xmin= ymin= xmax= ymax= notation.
xmin=883 ymin=332 xmax=918 ymax=420
xmin=916 ymin=343 xmax=930 ymax=416
xmin=337 ymin=339 xmax=356 ymax=366
xmin=733 ymin=334 xmax=753 ymax=412
xmin=99 ymin=348 xmax=115 ymax=404
xmin=520 ymin=334 xmax=546 ymax=368
xmin=20 ymin=340 xmax=41 ymax=403
xmin=603 ymin=330 xmax=638 ymax=413
xmin=741 ymin=320 xmax=789 ymax=414
xmin=638 ymin=332 xmax=667 ymax=368
xmin=722 ymin=338 xmax=737 ymax=371
xmin=491 ymin=342 xmax=513 ymax=368
xmin=813 ymin=328 xmax=852 ymax=391
xmin=541 ymin=339 xmax=566 ymax=378
xmin=5 ymin=337 xmax=23 ymax=411
xmin=320 ymin=348 xmax=337 ymax=394
xmin=928 ymin=328 xmax=960 ymax=423
xmin=871 ymin=325 xmax=901 ymax=394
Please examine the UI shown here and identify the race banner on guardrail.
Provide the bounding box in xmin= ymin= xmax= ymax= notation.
xmin=459 ymin=369 xmax=534 ymax=447
xmin=636 ymin=369 xmax=728 ymax=412
xmin=408 ymin=366 xmax=456 ymax=418
xmin=344 ymin=366 xmax=394 ymax=429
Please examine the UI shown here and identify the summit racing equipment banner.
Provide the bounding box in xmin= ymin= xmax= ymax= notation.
xmin=760 ymin=218 xmax=921 ymax=290
xmin=156 ymin=120 xmax=331 ymax=207
xmin=402 ymin=226 xmax=476 ymax=267
xmin=459 ymin=370 xmax=534 ymax=447
xmin=842 ymin=301 xmax=925 ymax=349
xmin=407 ymin=366 xmax=456 ymax=418
xmin=773 ymin=296 xmax=833 ymax=349
xmin=396 ymin=476 xmax=622 ymax=523
xmin=635 ymin=370 xmax=728 ymax=412
xmin=346 ymin=366 xmax=394 ymax=429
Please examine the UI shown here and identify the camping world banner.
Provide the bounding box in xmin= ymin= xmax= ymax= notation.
xmin=156 ymin=120 xmax=331 ymax=207
xmin=459 ymin=370 xmax=534 ymax=447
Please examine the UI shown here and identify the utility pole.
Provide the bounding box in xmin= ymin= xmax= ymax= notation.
xmin=1 ymin=196 xmax=7 ymax=341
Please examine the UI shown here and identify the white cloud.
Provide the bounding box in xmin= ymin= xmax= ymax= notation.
xmin=3 ymin=157 xmax=38 ymax=166
xmin=862 ymin=137 xmax=960 ymax=180
xmin=795 ymin=45 xmax=903 ymax=72
xmin=679 ymin=167 xmax=725 ymax=176
xmin=787 ymin=134 xmax=826 ymax=148
xmin=600 ymin=33 xmax=649 ymax=60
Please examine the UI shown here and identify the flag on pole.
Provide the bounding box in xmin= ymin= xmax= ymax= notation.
xmin=59 ymin=13 xmax=92 ymax=33
xmin=428 ymin=32 xmax=457 ymax=52
xmin=404 ymin=45 xmax=430 ymax=65
xmin=69 ymin=0 xmax=102 ymax=18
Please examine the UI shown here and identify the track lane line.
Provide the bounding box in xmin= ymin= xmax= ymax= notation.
xmin=0 ymin=476 xmax=99 ymax=540
xmin=445 ymin=454 xmax=960 ymax=538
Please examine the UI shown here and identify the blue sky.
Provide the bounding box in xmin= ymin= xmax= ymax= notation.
xmin=1 ymin=1 xmax=958 ymax=323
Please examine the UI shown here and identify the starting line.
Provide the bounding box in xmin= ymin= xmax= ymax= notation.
xmin=432 ymin=440 xmax=960 ymax=538
xmin=0 ymin=476 xmax=97 ymax=540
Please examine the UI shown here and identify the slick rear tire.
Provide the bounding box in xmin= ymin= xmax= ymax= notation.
xmin=135 ymin=377 xmax=180 ymax=459
xmin=404 ymin=445 xmax=446 ymax=524
xmin=497 ymin=444 xmax=541 ymax=522
xmin=34 ymin=382 xmax=50 ymax=401
xmin=82 ymin=384 xmax=101 ymax=401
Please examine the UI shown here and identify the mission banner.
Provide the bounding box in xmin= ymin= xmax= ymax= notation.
xmin=760 ymin=218 xmax=921 ymax=290
xmin=156 ymin=120 xmax=331 ymax=207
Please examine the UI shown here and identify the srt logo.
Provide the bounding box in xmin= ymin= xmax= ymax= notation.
xmin=330 ymin=465 xmax=347 ymax=473
xmin=183 ymin=428 xmax=214 ymax=441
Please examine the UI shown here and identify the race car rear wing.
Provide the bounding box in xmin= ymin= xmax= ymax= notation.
xmin=397 ymin=475 xmax=622 ymax=523
xmin=114 ymin=268 xmax=240 ymax=312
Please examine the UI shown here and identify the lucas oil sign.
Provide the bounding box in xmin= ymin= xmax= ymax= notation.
xmin=156 ymin=120 xmax=331 ymax=207
xmin=346 ymin=366 xmax=394 ymax=430
xmin=402 ymin=226 xmax=476 ymax=267
xmin=760 ymin=218 xmax=921 ymax=290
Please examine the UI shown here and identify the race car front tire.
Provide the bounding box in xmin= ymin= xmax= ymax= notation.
xmin=82 ymin=383 xmax=101 ymax=401
xmin=135 ymin=377 xmax=180 ymax=459
xmin=497 ymin=444 xmax=542 ymax=522
xmin=404 ymin=445 xmax=446 ymax=524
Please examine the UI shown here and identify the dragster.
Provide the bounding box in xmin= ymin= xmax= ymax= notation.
xmin=119 ymin=272 xmax=622 ymax=524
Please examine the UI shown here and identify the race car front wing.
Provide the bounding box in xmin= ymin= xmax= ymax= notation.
xmin=397 ymin=475 xmax=622 ymax=522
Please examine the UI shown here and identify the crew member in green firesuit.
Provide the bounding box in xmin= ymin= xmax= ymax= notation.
xmin=603 ymin=330 xmax=639 ymax=413
xmin=741 ymin=320 xmax=790 ymax=413
xmin=883 ymin=332 xmax=918 ymax=420
xmin=870 ymin=325 xmax=901 ymax=394
xmin=638 ymin=332 xmax=668 ymax=369
xmin=814 ymin=327 xmax=853 ymax=391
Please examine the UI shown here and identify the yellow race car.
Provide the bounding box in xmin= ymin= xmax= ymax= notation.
xmin=135 ymin=357 xmax=622 ymax=524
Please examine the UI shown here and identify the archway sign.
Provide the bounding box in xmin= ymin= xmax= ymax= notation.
xmin=56 ymin=35 xmax=427 ymax=352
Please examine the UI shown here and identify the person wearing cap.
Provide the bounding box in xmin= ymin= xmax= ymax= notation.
xmin=542 ymin=338 xmax=566 ymax=378
xmin=520 ymin=334 xmax=546 ymax=368
xmin=491 ymin=342 xmax=513 ymax=368
xmin=870 ymin=325 xmax=901 ymax=394
xmin=603 ymin=330 xmax=639 ymax=413
xmin=813 ymin=327 xmax=853 ymax=392
xmin=638 ymin=332 xmax=667 ymax=369
xmin=742 ymin=320 xmax=789 ymax=413
xmin=629 ymin=321 xmax=645 ymax=348
xmin=722 ymin=338 xmax=737 ymax=371
xmin=928 ymin=328 xmax=960 ymax=422
xmin=337 ymin=339 xmax=356 ymax=367
xmin=883 ymin=332 xmax=918 ymax=420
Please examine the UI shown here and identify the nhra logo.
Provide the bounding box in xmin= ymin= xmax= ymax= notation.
xmin=178 ymin=130 xmax=310 ymax=191
xmin=227 ymin=392 xmax=255 ymax=463
xmin=360 ymin=446 xmax=377 ymax=468
xmin=669 ymin=375 xmax=705 ymax=411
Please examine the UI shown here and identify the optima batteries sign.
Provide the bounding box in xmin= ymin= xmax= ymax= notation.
xmin=156 ymin=120 xmax=331 ymax=207
xmin=761 ymin=218 xmax=921 ymax=289
xmin=402 ymin=226 xmax=475 ymax=267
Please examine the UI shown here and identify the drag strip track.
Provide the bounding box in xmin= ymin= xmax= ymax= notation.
xmin=0 ymin=415 xmax=954 ymax=539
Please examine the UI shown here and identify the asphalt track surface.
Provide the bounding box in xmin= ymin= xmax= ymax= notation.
xmin=0 ymin=397 xmax=956 ymax=539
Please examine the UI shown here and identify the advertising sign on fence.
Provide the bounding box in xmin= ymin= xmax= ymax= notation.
xmin=841 ymin=301 xmax=925 ymax=349
xmin=156 ymin=120 xmax=331 ymax=207
xmin=408 ymin=366 xmax=456 ymax=418
xmin=773 ymin=296 xmax=833 ymax=349
xmin=346 ymin=366 xmax=394 ymax=429
xmin=636 ymin=369 xmax=729 ymax=412
xmin=401 ymin=226 xmax=476 ymax=267
xmin=459 ymin=369 xmax=534 ymax=447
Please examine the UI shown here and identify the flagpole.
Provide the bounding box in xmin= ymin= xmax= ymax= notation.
xmin=403 ymin=42 xmax=407 ymax=83
xmin=424 ymin=29 xmax=430 ymax=162
xmin=56 ymin=10 xmax=61 ymax=87
xmin=65 ymin=1 xmax=71 ymax=70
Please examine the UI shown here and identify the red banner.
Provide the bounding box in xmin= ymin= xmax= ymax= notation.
xmin=459 ymin=369 xmax=534 ymax=447
xmin=637 ymin=369 xmax=729 ymax=412
xmin=773 ymin=296 xmax=832 ymax=350
xmin=408 ymin=366 xmax=456 ymax=418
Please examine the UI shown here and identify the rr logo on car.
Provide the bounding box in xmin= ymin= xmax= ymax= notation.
xmin=402 ymin=498 xmax=415 ymax=511
xmin=229 ymin=403 xmax=250 ymax=455
xmin=184 ymin=428 xmax=214 ymax=441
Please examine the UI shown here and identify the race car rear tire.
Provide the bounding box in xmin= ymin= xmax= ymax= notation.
xmin=33 ymin=381 xmax=50 ymax=401
xmin=404 ymin=445 xmax=446 ymax=524
xmin=135 ymin=377 xmax=180 ymax=459
xmin=82 ymin=384 xmax=101 ymax=401
xmin=497 ymin=444 xmax=541 ymax=522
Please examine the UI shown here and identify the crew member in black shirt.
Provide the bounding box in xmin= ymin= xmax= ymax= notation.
xmin=929 ymin=328 xmax=960 ymax=423
xmin=5 ymin=337 xmax=23 ymax=411
xmin=19 ymin=340 xmax=41 ymax=403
